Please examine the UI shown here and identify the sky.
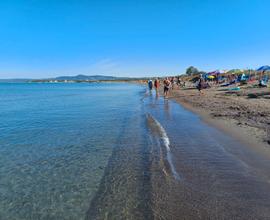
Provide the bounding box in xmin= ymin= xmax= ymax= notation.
xmin=0 ymin=0 xmax=269 ymax=78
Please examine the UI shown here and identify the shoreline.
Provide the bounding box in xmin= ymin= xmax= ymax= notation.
xmin=148 ymin=88 xmax=270 ymax=219
xmin=166 ymin=86 xmax=270 ymax=158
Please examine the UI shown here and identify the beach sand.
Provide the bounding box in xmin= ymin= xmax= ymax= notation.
xmin=148 ymin=87 xmax=270 ymax=219
xmin=168 ymin=84 xmax=270 ymax=153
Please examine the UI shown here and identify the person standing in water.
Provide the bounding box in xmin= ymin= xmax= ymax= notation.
xmin=148 ymin=79 xmax=153 ymax=90
xmin=154 ymin=78 xmax=160 ymax=98
xmin=154 ymin=78 xmax=160 ymax=90
xmin=163 ymin=78 xmax=171 ymax=98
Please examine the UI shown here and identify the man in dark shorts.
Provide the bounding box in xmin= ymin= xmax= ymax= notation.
xmin=163 ymin=78 xmax=170 ymax=97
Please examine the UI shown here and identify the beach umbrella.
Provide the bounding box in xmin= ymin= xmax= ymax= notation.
xmin=257 ymin=65 xmax=270 ymax=72
xmin=257 ymin=65 xmax=270 ymax=80
xmin=208 ymin=70 xmax=219 ymax=75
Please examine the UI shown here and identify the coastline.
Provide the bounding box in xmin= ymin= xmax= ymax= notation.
xmin=2 ymin=82 xmax=270 ymax=219
xmin=167 ymin=85 xmax=270 ymax=157
xmin=146 ymin=87 xmax=270 ymax=219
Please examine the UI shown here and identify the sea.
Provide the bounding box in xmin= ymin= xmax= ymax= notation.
xmin=1 ymin=82 xmax=270 ymax=220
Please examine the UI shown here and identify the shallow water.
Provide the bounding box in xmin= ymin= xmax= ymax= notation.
xmin=0 ymin=83 xmax=145 ymax=220
xmin=1 ymin=83 xmax=270 ymax=219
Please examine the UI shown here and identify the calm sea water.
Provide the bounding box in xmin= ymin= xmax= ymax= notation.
xmin=1 ymin=82 xmax=270 ymax=220
xmin=0 ymin=82 xmax=148 ymax=220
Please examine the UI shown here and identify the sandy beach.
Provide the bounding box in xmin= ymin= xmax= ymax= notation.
xmin=168 ymin=84 xmax=270 ymax=152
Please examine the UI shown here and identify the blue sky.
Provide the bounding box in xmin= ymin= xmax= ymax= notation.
xmin=0 ymin=0 xmax=269 ymax=78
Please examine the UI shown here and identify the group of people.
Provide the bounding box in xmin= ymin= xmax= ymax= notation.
xmin=148 ymin=77 xmax=179 ymax=98
xmin=147 ymin=70 xmax=270 ymax=98
xmin=147 ymin=79 xmax=160 ymax=91
xmin=147 ymin=75 xmax=208 ymax=96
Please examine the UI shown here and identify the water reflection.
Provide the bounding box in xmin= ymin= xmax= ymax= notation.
xmin=163 ymin=99 xmax=171 ymax=120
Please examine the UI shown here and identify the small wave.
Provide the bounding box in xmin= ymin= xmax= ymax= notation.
xmin=147 ymin=114 xmax=180 ymax=180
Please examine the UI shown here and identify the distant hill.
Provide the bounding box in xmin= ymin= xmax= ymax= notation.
xmin=54 ymin=74 xmax=124 ymax=81
xmin=0 ymin=74 xmax=141 ymax=83
xmin=0 ymin=79 xmax=30 ymax=83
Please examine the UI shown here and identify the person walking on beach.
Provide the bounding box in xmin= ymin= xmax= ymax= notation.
xmin=177 ymin=77 xmax=181 ymax=87
xmin=170 ymin=77 xmax=175 ymax=90
xmin=197 ymin=76 xmax=204 ymax=95
xmin=163 ymin=78 xmax=171 ymax=98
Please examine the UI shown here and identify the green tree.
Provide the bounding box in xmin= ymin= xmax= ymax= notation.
xmin=186 ymin=66 xmax=199 ymax=76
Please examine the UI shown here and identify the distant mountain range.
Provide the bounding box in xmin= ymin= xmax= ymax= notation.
xmin=0 ymin=75 xmax=135 ymax=82
xmin=0 ymin=78 xmax=31 ymax=83
xmin=54 ymin=74 xmax=128 ymax=81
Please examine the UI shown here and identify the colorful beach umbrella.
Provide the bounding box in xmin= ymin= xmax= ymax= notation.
xmin=208 ymin=70 xmax=219 ymax=75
